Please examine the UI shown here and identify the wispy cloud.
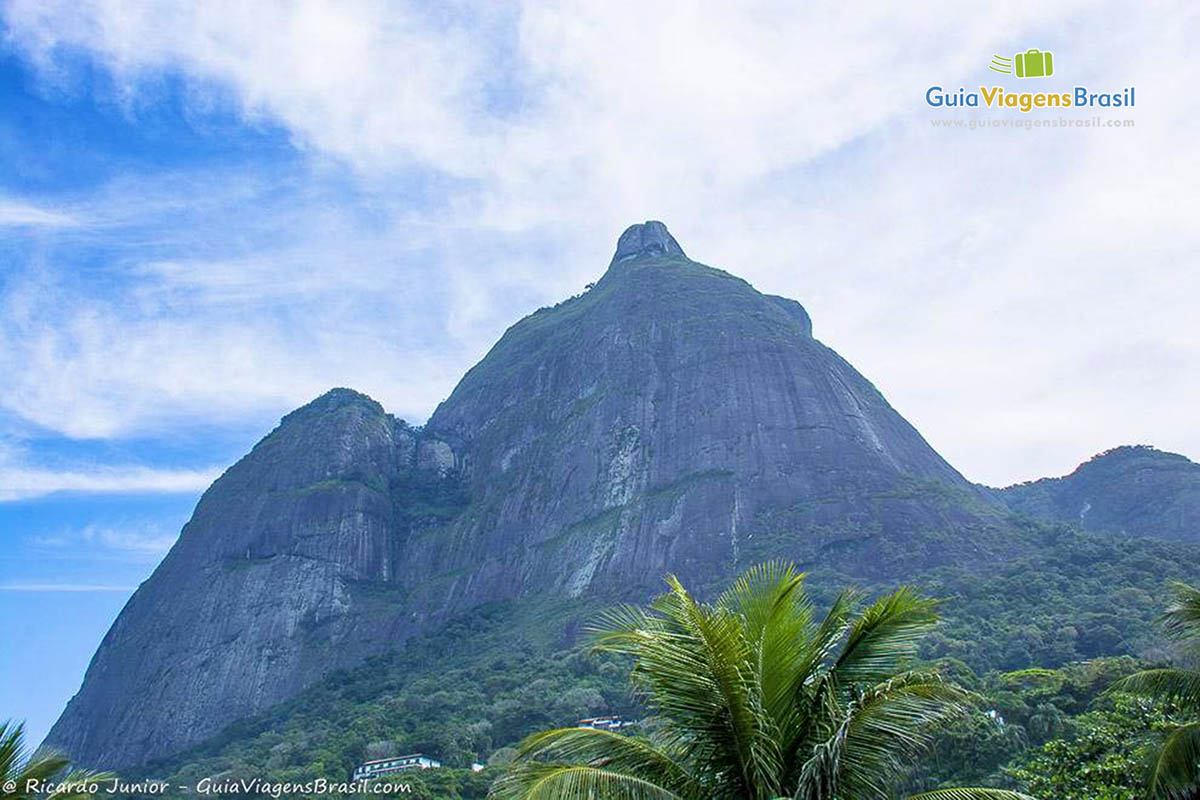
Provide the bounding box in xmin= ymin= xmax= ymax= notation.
xmin=0 ymin=583 xmax=135 ymax=592
xmin=0 ymin=172 xmax=486 ymax=437
xmin=0 ymin=463 xmax=219 ymax=502
xmin=32 ymin=522 xmax=179 ymax=557
xmin=0 ymin=198 xmax=78 ymax=227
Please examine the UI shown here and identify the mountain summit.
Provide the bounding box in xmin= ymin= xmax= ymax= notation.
xmin=611 ymin=220 xmax=686 ymax=262
xmin=47 ymin=222 xmax=1017 ymax=769
xmin=997 ymin=445 xmax=1200 ymax=540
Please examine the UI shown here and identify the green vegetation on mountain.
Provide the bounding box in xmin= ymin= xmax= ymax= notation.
xmin=912 ymin=521 xmax=1197 ymax=672
xmin=996 ymin=445 xmax=1200 ymax=543
xmin=1004 ymin=695 xmax=1181 ymax=800
xmin=116 ymin=521 xmax=1198 ymax=799
xmin=138 ymin=598 xmax=632 ymax=799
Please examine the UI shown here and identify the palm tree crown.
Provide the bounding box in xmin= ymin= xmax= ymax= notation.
xmin=493 ymin=561 xmax=1031 ymax=800
xmin=0 ymin=720 xmax=108 ymax=800
xmin=1111 ymin=582 xmax=1200 ymax=799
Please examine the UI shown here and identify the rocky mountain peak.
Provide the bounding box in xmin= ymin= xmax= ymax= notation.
xmin=611 ymin=220 xmax=686 ymax=264
xmin=279 ymin=387 xmax=385 ymax=425
xmin=46 ymin=220 xmax=1019 ymax=770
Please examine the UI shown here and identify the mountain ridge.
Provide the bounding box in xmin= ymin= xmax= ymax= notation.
xmin=994 ymin=444 xmax=1200 ymax=541
xmin=43 ymin=222 xmax=1064 ymax=768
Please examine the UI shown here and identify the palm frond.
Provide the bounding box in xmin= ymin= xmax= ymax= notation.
xmin=1161 ymin=582 xmax=1200 ymax=643
xmin=0 ymin=721 xmax=109 ymax=800
xmin=588 ymin=604 xmax=669 ymax=654
xmin=719 ymin=562 xmax=815 ymax=744
xmin=1145 ymin=721 xmax=1200 ymax=800
xmin=661 ymin=574 xmax=780 ymax=796
xmin=791 ymin=589 xmax=858 ymax=697
xmin=511 ymin=727 xmax=697 ymax=795
xmin=489 ymin=763 xmax=683 ymax=800
xmin=0 ymin=721 xmax=28 ymax=783
xmin=504 ymin=565 xmax=1002 ymax=800
xmin=1110 ymin=668 xmax=1200 ymax=709
xmin=792 ymin=723 xmax=845 ymax=800
xmin=782 ymin=592 xmax=861 ymax=785
xmin=792 ymin=674 xmax=966 ymax=799
xmin=588 ymin=575 xmax=784 ymax=796
xmin=717 ymin=560 xmax=808 ymax=640
xmin=834 ymin=674 xmax=971 ymax=798
xmin=905 ymin=790 xmax=1035 ymax=800
xmin=829 ymin=587 xmax=940 ymax=687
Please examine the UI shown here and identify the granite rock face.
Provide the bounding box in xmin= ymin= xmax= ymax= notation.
xmin=47 ymin=222 xmax=1018 ymax=769
xmin=43 ymin=390 xmax=461 ymax=769
xmin=611 ymin=220 xmax=686 ymax=262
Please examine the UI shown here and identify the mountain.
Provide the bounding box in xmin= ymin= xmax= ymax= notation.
xmin=46 ymin=221 xmax=1021 ymax=770
xmin=995 ymin=445 xmax=1200 ymax=541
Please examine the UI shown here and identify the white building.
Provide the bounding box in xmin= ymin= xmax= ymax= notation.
xmin=577 ymin=716 xmax=625 ymax=731
xmin=353 ymin=754 xmax=441 ymax=781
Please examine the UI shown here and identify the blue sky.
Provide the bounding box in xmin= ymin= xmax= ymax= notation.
xmin=2 ymin=1 xmax=1198 ymax=748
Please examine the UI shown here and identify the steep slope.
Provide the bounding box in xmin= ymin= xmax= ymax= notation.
xmin=996 ymin=445 xmax=1200 ymax=540
xmin=46 ymin=221 xmax=1019 ymax=770
xmin=424 ymin=221 xmax=1012 ymax=601
xmin=43 ymin=390 xmax=468 ymax=769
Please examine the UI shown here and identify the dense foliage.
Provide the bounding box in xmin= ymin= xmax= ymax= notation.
xmin=996 ymin=445 xmax=1200 ymax=542
xmin=1005 ymin=695 xmax=1179 ymax=800
xmin=910 ymin=521 xmax=1196 ymax=672
xmin=907 ymin=657 xmax=1142 ymax=789
xmin=141 ymin=600 xmax=633 ymax=799
xmin=1108 ymin=582 xmax=1200 ymax=797
xmin=123 ymin=524 xmax=1197 ymax=799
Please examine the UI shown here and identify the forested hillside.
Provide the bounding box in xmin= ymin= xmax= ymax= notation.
xmin=996 ymin=446 xmax=1200 ymax=542
xmin=132 ymin=520 xmax=1197 ymax=798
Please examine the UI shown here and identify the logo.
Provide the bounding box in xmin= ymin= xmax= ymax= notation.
xmin=925 ymin=48 xmax=1134 ymax=113
xmin=990 ymin=49 xmax=1055 ymax=78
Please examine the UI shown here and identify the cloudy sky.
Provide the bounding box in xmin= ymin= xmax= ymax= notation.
xmin=1 ymin=1 xmax=1197 ymax=746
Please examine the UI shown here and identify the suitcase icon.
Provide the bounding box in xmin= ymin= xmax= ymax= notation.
xmin=1014 ymin=49 xmax=1053 ymax=78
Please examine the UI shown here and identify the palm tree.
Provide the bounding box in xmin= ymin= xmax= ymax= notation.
xmin=1110 ymin=582 xmax=1200 ymax=799
xmin=0 ymin=720 xmax=108 ymax=800
xmin=492 ymin=562 xmax=1031 ymax=800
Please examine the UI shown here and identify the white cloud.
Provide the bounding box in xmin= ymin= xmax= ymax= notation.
xmin=0 ymin=170 xmax=499 ymax=436
xmin=0 ymin=1 xmax=1197 ymax=484
xmin=86 ymin=523 xmax=176 ymax=554
xmin=32 ymin=522 xmax=179 ymax=558
xmin=0 ymin=462 xmax=219 ymax=502
xmin=0 ymin=198 xmax=78 ymax=227
xmin=0 ymin=1 xmax=1094 ymax=213
xmin=3 ymin=0 xmax=499 ymax=175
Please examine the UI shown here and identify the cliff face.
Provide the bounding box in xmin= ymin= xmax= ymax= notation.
xmin=43 ymin=391 xmax=463 ymax=769
xmin=996 ymin=445 xmax=1200 ymax=540
xmin=46 ymin=222 xmax=1018 ymax=769
xmin=423 ymin=222 xmax=1011 ymax=603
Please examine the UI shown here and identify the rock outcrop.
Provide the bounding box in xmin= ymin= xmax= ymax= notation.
xmin=46 ymin=221 xmax=1020 ymax=769
xmin=611 ymin=220 xmax=686 ymax=262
